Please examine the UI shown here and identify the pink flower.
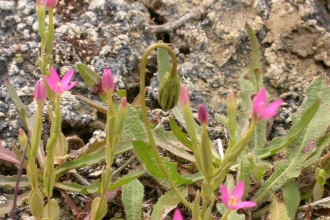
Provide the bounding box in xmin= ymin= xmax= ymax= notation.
xmin=102 ymin=68 xmax=115 ymax=93
xmin=220 ymin=181 xmax=256 ymax=210
xmin=173 ymin=209 xmax=183 ymax=220
xmin=44 ymin=0 xmax=58 ymax=8
xmin=198 ymin=104 xmax=208 ymax=124
xmin=252 ymin=88 xmax=282 ymax=121
xmin=45 ymin=67 xmax=77 ymax=94
xmin=34 ymin=80 xmax=46 ymax=103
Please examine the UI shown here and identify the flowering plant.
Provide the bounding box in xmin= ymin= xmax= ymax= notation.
xmin=1 ymin=1 xmax=330 ymax=220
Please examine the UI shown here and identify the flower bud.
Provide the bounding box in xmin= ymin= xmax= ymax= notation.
xmin=198 ymin=104 xmax=208 ymax=124
xmin=179 ymin=85 xmax=190 ymax=106
xmin=102 ymin=68 xmax=115 ymax=93
xmin=18 ymin=128 xmax=28 ymax=147
xmin=34 ymin=80 xmax=46 ymax=103
xmin=44 ymin=0 xmax=58 ymax=8
xmin=158 ymin=72 xmax=180 ymax=110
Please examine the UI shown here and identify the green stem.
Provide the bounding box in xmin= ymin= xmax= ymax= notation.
xmin=47 ymin=8 xmax=54 ymax=56
xmin=220 ymin=209 xmax=231 ymax=220
xmin=47 ymin=196 xmax=51 ymax=219
xmin=140 ymin=43 xmax=191 ymax=210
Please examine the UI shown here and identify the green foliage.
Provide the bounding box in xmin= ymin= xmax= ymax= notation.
xmin=132 ymin=140 xmax=193 ymax=186
xmin=268 ymin=194 xmax=290 ymax=220
xmin=0 ymin=175 xmax=30 ymax=188
xmin=283 ymin=180 xmax=300 ymax=219
xmin=122 ymin=179 xmax=144 ymax=220
xmin=4 ymin=80 xmax=31 ymax=132
xmin=151 ymin=186 xmax=187 ymax=220
xmin=43 ymin=198 xmax=60 ymax=219
xmin=253 ymin=76 xmax=330 ymax=203
xmin=246 ymin=24 xmax=262 ymax=88
xmin=54 ymin=170 xmax=146 ymax=194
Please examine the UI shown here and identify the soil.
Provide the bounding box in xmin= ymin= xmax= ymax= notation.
xmin=0 ymin=0 xmax=330 ymax=219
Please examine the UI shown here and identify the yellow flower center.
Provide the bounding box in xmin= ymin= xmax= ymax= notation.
xmin=229 ymin=196 xmax=237 ymax=206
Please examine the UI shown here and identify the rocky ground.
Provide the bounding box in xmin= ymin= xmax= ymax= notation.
xmin=0 ymin=0 xmax=330 ymax=219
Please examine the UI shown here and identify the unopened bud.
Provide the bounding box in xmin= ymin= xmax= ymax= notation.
xmin=18 ymin=129 xmax=28 ymax=147
xmin=179 ymin=85 xmax=190 ymax=106
xmin=44 ymin=0 xmax=58 ymax=8
xmin=198 ymin=104 xmax=208 ymax=124
xmin=158 ymin=72 xmax=180 ymax=110
xmin=102 ymin=68 xmax=115 ymax=93
xmin=34 ymin=80 xmax=46 ymax=103
xmin=119 ymin=97 xmax=127 ymax=111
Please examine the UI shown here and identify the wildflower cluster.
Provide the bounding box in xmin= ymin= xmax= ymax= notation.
xmin=7 ymin=1 xmax=326 ymax=220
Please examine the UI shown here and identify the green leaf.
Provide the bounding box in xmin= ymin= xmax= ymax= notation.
xmin=283 ymin=180 xmax=300 ymax=219
xmin=109 ymin=170 xmax=146 ymax=191
xmin=151 ymin=186 xmax=187 ymax=220
xmin=172 ymin=104 xmax=202 ymax=141
xmin=268 ymin=194 xmax=290 ymax=220
xmin=0 ymin=175 xmax=30 ymax=188
xmin=304 ymin=133 xmax=330 ymax=167
xmin=55 ymin=140 xmax=133 ymax=176
xmin=256 ymin=98 xmax=321 ymax=159
xmin=169 ymin=117 xmax=193 ymax=151
xmin=77 ymin=63 xmax=106 ymax=101
xmin=246 ymin=23 xmax=262 ymax=88
xmin=157 ymin=47 xmax=171 ymax=82
xmin=132 ymin=140 xmax=193 ymax=186
xmin=4 ymin=80 xmax=30 ymax=132
xmin=153 ymin=124 xmax=195 ymax=162
xmin=122 ymin=179 xmax=144 ymax=220
xmin=54 ymin=170 xmax=146 ymax=194
xmin=253 ymin=77 xmax=330 ymax=203
xmin=56 ymin=101 xmax=148 ymax=175
xmin=250 ymin=120 xmax=267 ymax=150
xmin=77 ymin=63 xmax=102 ymax=89
xmin=238 ymin=151 xmax=251 ymax=199
xmin=237 ymin=75 xmax=255 ymax=134
xmin=43 ymin=198 xmax=60 ymax=219
xmin=76 ymin=94 xmax=107 ymax=114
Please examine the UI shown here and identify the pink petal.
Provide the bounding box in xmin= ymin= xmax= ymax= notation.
xmin=252 ymin=88 xmax=267 ymax=117
xmin=49 ymin=67 xmax=61 ymax=84
xmin=179 ymin=85 xmax=190 ymax=106
xmin=235 ymin=201 xmax=257 ymax=209
xmin=173 ymin=209 xmax=183 ymax=220
xmin=261 ymin=99 xmax=283 ymax=120
xmin=220 ymin=184 xmax=230 ymax=207
xmin=63 ymin=81 xmax=77 ymax=91
xmin=51 ymin=84 xmax=64 ymax=94
xmin=231 ymin=181 xmax=245 ymax=201
xmin=61 ymin=69 xmax=74 ymax=88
